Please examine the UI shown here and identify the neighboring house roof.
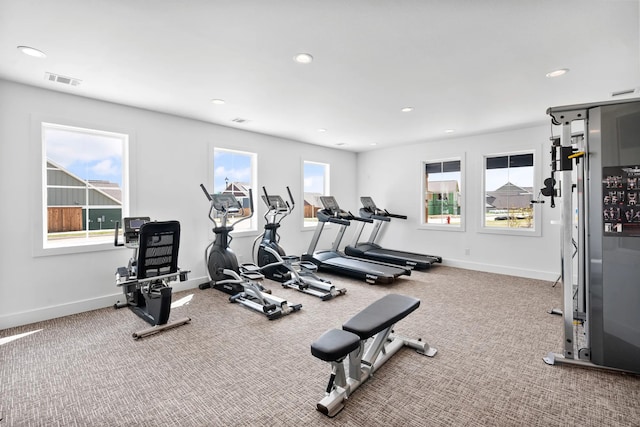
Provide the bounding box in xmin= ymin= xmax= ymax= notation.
xmin=223 ymin=182 xmax=250 ymax=197
xmin=89 ymin=180 xmax=122 ymax=202
xmin=303 ymin=192 xmax=324 ymax=207
xmin=46 ymin=160 xmax=122 ymax=206
xmin=486 ymin=182 xmax=533 ymax=209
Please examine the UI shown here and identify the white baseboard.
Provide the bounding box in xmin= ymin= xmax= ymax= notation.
xmin=441 ymin=259 xmax=559 ymax=282
xmin=0 ymin=265 xmax=555 ymax=330
xmin=0 ymin=277 xmax=206 ymax=330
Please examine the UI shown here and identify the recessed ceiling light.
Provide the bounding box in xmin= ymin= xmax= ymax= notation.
xmin=401 ymin=107 xmax=414 ymax=112
xmin=210 ymin=99 xmax=226 ymax=105
xmin=444 ymin=129 xmax=455 ymax=133
xmin=317 ymin=128 xmax=327 ymax=132
xmin=370 ymin=142 xmax=377 ymax=146
xmin=17 ymin=45 xmax=46 ymax=58
xmin=294 ymin=53 xmax=313 ymax=64
xmin=545 ymin=68 xmax=569 ymax=78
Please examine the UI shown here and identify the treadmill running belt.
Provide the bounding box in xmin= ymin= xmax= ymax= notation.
xmin=323 ymin=256 xmax=406 ymax=277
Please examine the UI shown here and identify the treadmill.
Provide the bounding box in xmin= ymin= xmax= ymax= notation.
xmin=344 ymin=196 xmax=442 ymax=270
xmin=301 ymin=196 xmax=411 ymax=284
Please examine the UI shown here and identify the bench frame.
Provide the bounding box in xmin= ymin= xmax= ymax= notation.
xmin=313 ymin=294 xmax=437 ymax=417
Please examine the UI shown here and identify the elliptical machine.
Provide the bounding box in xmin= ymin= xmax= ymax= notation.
xmin=199 ymin=184 xmax=302 ymax=319
xmin=253 ymin=186 xmax=346 ymax=301
xmin=114 ymin=217 xmax=191 ymax=339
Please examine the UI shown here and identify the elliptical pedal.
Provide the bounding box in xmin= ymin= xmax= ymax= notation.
xmin=253 ymin=186 xmax=346 ymax=301
xmin=299 ymin=261 xmax=318 ymax=271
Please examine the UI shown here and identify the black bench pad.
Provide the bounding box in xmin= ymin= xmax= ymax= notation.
xmin=311 ymin=329 xmax=360 ymax=362
xmin=342 ymin=294 xmax=420 ymax=340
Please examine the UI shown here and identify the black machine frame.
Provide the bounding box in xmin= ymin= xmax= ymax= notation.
xmin=253 ymin=186 xmax=346 ymax=300
xmin=302 ymin=196 xmax=411 ymax=284
xmin=345 ymin=196 xmax=442 ymax=270
xmin=114 ymin=217 xmax=191 ymax=339
xmin=199 ymin=184 xmax=302 ymax=319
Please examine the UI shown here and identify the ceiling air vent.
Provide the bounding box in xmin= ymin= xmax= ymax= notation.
xmin=45 ymin=72 xmax=82 ymax=87
xmin=611 ymin=88 xmax=638 ymax=97
xmin=231 ymin=118 xmax=248 ymax=124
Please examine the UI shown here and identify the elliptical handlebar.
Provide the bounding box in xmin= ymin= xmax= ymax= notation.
xmin=246 ymin=188 xmax=255 ymax=218
xmin=262 ymin=186 xmax=270 ymax=208
xmin=229 ymin=188 xmax=254 ymax=229
xmin=200 ymin=183 xmax=213 ymax=202
xmin=261 ymin=186 xmax=294 ymax=224
xmin=286 ymin=186 xmax=294 ymax=209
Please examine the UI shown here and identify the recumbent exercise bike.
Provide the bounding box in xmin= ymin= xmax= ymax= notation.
xmin=114 ymin=217 xmax=191 ymax=339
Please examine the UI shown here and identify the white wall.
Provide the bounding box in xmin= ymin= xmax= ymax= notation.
xmin=355 ymin=125 xmax=561 ymax=281
xmin=0 ymin=79 xmax=562 ymax=330
xmin=0 ymin=80 xmax=356 ymax=329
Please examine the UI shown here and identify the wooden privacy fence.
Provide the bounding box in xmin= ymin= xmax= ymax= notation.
xmin=304 ymin=204 xmax=320 ymax=218
xmin=48 ymin=207 xmax=82 ymax=232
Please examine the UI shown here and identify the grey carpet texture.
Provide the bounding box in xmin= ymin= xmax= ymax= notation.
xmin=1 ymin=266 xmax=638 ymax=426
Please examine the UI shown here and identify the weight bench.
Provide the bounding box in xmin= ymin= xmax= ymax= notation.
xmin=310 ymin=294 xmax=437 ymax=417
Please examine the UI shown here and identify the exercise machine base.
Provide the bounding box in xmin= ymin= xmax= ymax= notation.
xmin=542 ymin=352 xmax=638 ymax=375
xmin=132 ymin=316 xmax=192 ymax=340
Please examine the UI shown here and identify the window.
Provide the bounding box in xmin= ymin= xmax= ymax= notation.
xmin=423 ymin=158 xmax=462 ymax=228
xmin=483 ymin=152 xmax=534 ymax=230
xmin=303 ymin=161 xmax=330 ymax=227
xmin=213 ymin=148 xmax=257 ymax=232
xmin=43 ymin=122 xmax=128 ymax=248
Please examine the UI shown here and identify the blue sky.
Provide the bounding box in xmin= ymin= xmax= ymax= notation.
xmin=45 ymin=126 xmax=123 ymax=187
xmin=304 ymin=162 xmax=326 ymax=194
xmin=213 ymin=150 xmax=252 ymax=193
xmin=212 ymin=154 xmax=327 ymax=195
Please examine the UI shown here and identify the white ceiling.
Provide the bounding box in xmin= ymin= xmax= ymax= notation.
xmin=1 ymin=0 xmax=639 ymax=152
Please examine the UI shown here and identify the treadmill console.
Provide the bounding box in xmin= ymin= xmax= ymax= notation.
xmin=320 ymin=196 xmax=341 ymax=213
xmin=360 ymin=196 xmax=377 ymax=211
xmin=319 ymin=196 xmax=353 ymax=222
xmin=360 ymin=196 xmax=387 ymax=219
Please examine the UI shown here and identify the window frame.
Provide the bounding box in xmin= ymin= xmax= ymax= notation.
xmin=32 ymin=116 xmax=132 ymax=257
xmin=211 ymin=146 xmax=258 ymax=235
xmin=420 ymin=155 xmax=465 ymax=232
xmin=302 ymin=160 xmax=330 ymax=229
xmin=480 ymin=149 xmax=541 ymax=236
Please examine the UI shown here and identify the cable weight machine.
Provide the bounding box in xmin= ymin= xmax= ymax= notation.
xmin=542 ymin=98 xmax=640 ymax=374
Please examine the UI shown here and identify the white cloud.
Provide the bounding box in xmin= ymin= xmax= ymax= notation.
xmin=45 ymin=127 xmax=123 ymax=167
xmin=92 ymin=159 xmax=119 ymax=176
xmin=304 ymin=175 xmax=323 ymax=193
xmin=215 ymin=165 xmax=251 ymax=183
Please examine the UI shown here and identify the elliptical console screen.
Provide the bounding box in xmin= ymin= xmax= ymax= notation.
xmin=263 ymin=195 xmax=286 ymax=210
xmin=211 ymin=194 xmax=239 ymax=211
